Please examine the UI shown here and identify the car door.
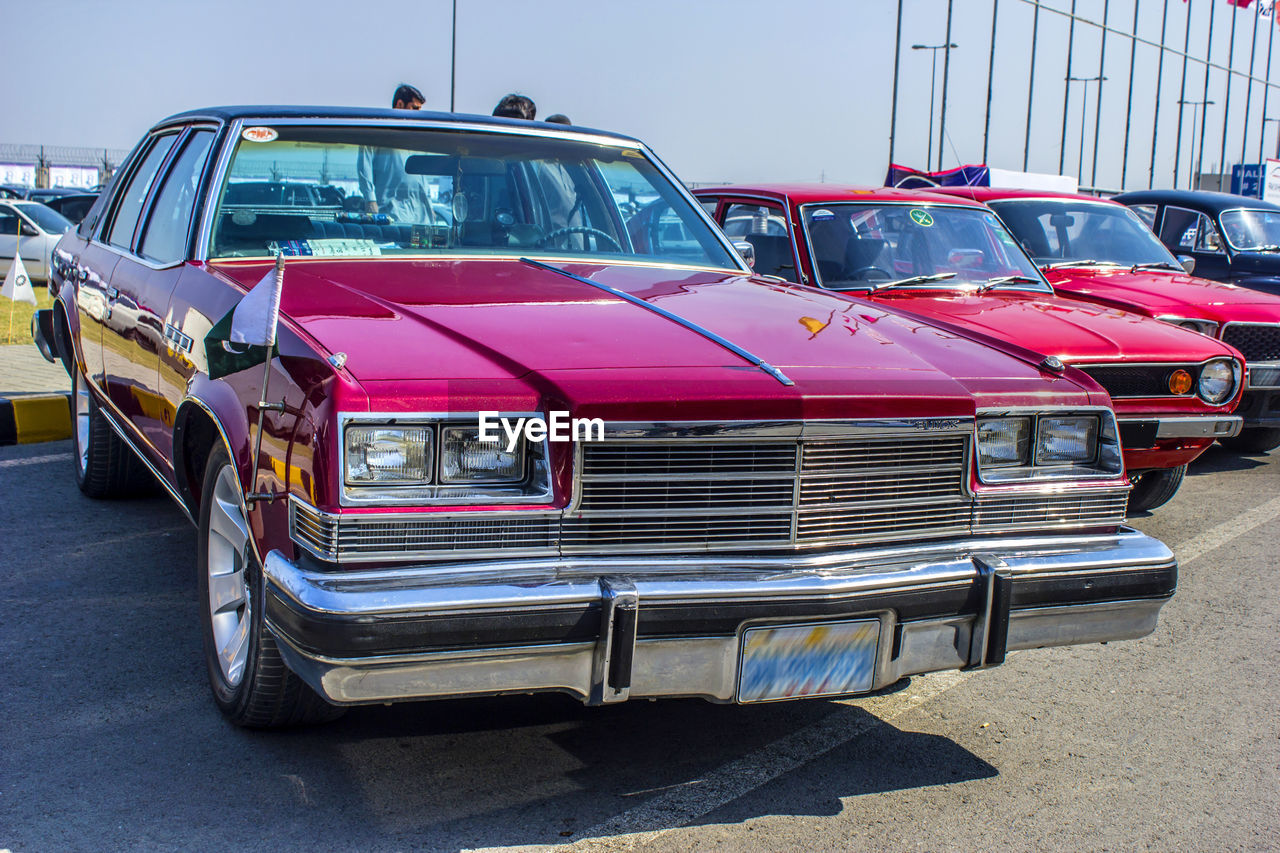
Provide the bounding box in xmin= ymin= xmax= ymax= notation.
xmin=94 ymin=130 xmax=181 ymax=451
xmin=1159 ymin=205 xmax=1230 ymax=281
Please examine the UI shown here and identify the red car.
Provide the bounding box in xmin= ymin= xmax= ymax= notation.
xmin=36 ymin=108 xmax=1176 ymax=727
xmin=941 ymin=187 xmax=1280 ymax=454
xmin=691 ymin=184 xmax=1244 ymax=512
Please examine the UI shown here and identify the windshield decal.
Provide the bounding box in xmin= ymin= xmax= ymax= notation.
xmin=811 ymin=208 xmax=835 ymax=221
xmin=909 ymin=209 xmax=934 ymax=227
xmin=241 ymin=126 xmax=279 ymax=143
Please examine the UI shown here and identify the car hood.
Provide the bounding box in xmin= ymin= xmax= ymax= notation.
xmin=865 ymin=289 xmax=1238 ymax=364
xmin=1044 ymin=266 xmax=1280 ymax=324
xmin=208 ymin=258 xmax=1098 ymax=415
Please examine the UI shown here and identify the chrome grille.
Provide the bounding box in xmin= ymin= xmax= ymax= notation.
xmin=973 ymin=491 xmax=1131 ymax=533
xmin=1221 ymin=324 xmax=1280 ymax=363
xmin=290 ymin=501 xmax=557 ymax=562
xmin=292 ymin=423 xmax=1131 ymax=563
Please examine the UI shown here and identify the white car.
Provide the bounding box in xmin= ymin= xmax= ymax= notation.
xmin=0 ymin=200 xmax=74 ymax=284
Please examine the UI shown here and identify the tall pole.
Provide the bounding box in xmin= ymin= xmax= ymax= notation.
xmin=913 ymin=42 xmax=959 ymax=169
xmin=1240 ymin=1 xmax=1262 ymax=167
xmin=1058 ymin=0 xmax=1077 ymax=174
xmin=1024 ymin=0 xmax=1042 ymax=171
xmin=1121 ymin=0 xmax=1140 ymax=189
xmin=888 ymin=0 xmax=905 ymax=168
xmin=983 ymin=0 xmax=1000 ymax=163
xmin=1174 ymin=0 xmax=1194 ymax=188
xmin=1069 ymin=75 xmax=1106 ymax=186
xmin=1218 ymin=0 xmax=1239 ymax=182
xmin=1197 ymin=0 xmax=1217 ymax=188
xmin=1149 ymin=0 xmax=1171 ymax=188
xmin=928 ymin=50 xmax=938 ymax=168
xmin=1090 ymin=0 xmax=1111 ymax=189
xmin=449 ymin=0 xmax=458 ymax=112
xmin=1259 ymin=6 xmax=1277 ymax=166
xmin=937 ymin=0 xmax=956 ymax=170
xmin=1180 ymin=99 xmax=1215 ymax=188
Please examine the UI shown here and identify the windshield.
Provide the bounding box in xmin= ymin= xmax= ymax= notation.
xmin=988 ymin=199 xmax=1177 ymax=267
xmin=800 ymin=203 xmax=1049 ymax=291
xmin=18 ymin=202 xmax=73 ymax=235
xmin=209 ymin=124 xmax=737 ymax=269
xmin=1219 ymin=209 xmax=1280 ymax=251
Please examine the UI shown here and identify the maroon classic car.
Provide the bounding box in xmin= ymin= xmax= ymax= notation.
xmin=36 ymin=107 xmax=1177 ymax=728
xmin=691 ymin=185 xmax=1244 ymax=513
xmin=942 ymin=187 xmax=1280 ymax=454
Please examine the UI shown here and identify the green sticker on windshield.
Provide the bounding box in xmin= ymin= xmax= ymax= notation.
xmin=909 ymin=209 xmax=934 ymax=227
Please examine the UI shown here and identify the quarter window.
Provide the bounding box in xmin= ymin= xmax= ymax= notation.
xmin=138 ymin=130 xmax=215 ymax=264
xmin=0 ymin=207 xmax=20 ymax=236
xmin=1160 ymin=206 xmax=1222 ymax=254
xmin=1128 ymin=204 xmax=1157 ymax=230
xmin=106 ymin=134 xmax=178 ymax=251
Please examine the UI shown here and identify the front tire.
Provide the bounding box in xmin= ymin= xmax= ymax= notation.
xmin=1127 ymin=464 xmax=1187 ymax=514
xmin=196 ymin=445 xmax=343 ymax=728
xmin=72 ymin=368 xmax=153 ymax=498
xmin=1218 ymin=427 xmax=1280 ymax=454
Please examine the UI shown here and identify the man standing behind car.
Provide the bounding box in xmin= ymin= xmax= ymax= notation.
xmin=357 ymin=84 xmax=434 ymax=223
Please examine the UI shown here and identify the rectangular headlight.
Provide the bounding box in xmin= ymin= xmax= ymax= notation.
xmin=439 ymin=425 xmax=524 ymax=483
xmin=345 ymin=426 xmax=433 ymax=485
xmin=977 ymin=417 xmax=1031 ymax=467
xmin=1035 ymin=415 xmax=1099 ymax=464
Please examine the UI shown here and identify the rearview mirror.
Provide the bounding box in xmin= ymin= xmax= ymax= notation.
xmin=1049 ymin=213 xmax=1075 ymax=228
xmin=733 ymin=240 xmax=756 ymax=269
xmin=1176 ymin=254 xmax=1196 ymax=275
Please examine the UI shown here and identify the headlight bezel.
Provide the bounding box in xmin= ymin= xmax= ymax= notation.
xmin=975 ymin=407 xmax=1124 ymax=484
xmin=338 ymin=412 xmax=552 ymax=506
xmin=1156 ymin=316 xmax=1219 ymax=338
xmin=1196 ymin=357 xmax=1239 ymax=405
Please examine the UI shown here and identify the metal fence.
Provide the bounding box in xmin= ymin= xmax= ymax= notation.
xmin=888 ymin=0 xmax=1280 ymax=193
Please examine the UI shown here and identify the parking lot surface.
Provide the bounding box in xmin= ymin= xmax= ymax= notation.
xmin=1 ymin=441 xmax=1276 ymax=852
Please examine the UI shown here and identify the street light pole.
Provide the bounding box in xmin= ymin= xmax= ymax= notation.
xmin=1067 ymin=74 xmax=1106 ymax=186
xmin=1178 ymin=99 xmax=1215 ymax=189
xmin=912 ymin=42 xmax=958 ymax=171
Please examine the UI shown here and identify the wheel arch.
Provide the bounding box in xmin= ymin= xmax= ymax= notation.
xmin=173 ymin=388 xmax=248 ymax=520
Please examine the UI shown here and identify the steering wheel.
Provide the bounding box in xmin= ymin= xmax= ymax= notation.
xmin=846 ymin=266 xmax=893 ymax=281
xmin=539 ymin=226 xmax=623 ymax=252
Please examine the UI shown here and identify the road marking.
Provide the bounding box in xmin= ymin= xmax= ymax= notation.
xmin=1171 ymin=494 xmax=1280 ymax=565
xmin=464 ymin=670 xmax=971 ymax=853
xmin=0 ymin=453 xmax=65 ymax=469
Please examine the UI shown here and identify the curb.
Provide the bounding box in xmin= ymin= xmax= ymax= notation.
xmin=0 ymin=393 xmax=74 ymax=446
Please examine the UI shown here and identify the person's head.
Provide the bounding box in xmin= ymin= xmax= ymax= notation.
xmin=392 ymin=84 xmax=425 ymax=110
xmin=544 ymin=114 xmax=571 ymax=125
xmin=493 ymin=94 xmax=536 ymax=121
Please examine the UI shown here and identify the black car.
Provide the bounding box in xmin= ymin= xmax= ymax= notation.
xmin=41 ymin=192 xmax=100 ymax=224
xmin=1113 ymin=189 xmax=1280 ymax=295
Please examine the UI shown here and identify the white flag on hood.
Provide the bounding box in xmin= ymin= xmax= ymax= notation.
xmin=1 ymin=252 xmax=36 ymax=306
xmin=229 ymin=255 xmax=284 ymax=347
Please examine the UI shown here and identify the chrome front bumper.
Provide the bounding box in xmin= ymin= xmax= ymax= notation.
xmin=262 ymin=528 xmax=1176 ymax=706
xmin=1117 ymin=415 xmax=1242 ymax=439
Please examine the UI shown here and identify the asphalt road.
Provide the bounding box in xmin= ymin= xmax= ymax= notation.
xmin=1 ymin=441 xmax=1276 ymax=852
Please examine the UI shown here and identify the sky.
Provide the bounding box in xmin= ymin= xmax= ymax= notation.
xmin=1 ymin=0 xmax=1275 ymax=192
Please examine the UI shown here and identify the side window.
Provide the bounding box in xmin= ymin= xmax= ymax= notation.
xmin=698 ymin=198 xmax=719 ymax=218
xmin=0 ymin=207 xmax=20 ymax=235
xmin=1160 ymin=206 xmax=1201 ymax=251
xmin=138 ymin=130 xmax=215 ymax=264
xmin=1129 ymin=204 xmax=1157 ymax=230
xmin=723 ymin=202 xmax=797 ymax=282
xmin=106 ymin=134 xmax=178 ymax=250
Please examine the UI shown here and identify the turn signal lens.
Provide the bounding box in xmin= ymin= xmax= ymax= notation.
xmin=1167 ymin=369 xmax=1194 ymax=395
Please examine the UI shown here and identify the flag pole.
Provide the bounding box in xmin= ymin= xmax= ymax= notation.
xmin=246 ymin=253 xmax=286 ymax=505
xmin=6 ymin=220 xmax=20 ymax=344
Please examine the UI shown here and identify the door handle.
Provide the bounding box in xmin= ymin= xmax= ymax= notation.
xmin=105 ymin=285 xmax=119 ymax=300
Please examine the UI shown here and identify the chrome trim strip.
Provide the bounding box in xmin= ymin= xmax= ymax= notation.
xmin=1117 ymin=414 xmax=1243 ymax=438
xmin=91 ymin=387 xmax=194 ymax=524
xmin=519 ymin=257 xmax=794 ymax=386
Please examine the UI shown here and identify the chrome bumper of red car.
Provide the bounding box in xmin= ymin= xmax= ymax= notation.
xmin=262 ymin=529 xmax=1176 ymax=706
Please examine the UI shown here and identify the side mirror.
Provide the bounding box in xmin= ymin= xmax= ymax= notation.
xmin=1176 ymin=255 xmax=1196 ymax=275
xmin=733 ymin=240 xmax=756 ymax=269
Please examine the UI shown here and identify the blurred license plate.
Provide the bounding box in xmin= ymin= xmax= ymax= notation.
xmin=738 ymin=619 xmax=880 ymax=703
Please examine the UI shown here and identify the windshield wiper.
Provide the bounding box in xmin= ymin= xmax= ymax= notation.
xmin=976 ymin=275 xmax=1042 ymax=293
xmin=1244 ymin=244 xmax=1280 ymax=253
xmin=1129 ymin=261 xmax=1182 ymax=272
xmin=868 ymin=272 xmax=957 ymax=292
xmin=1042 ymin=259 xmax=1118 ymax=270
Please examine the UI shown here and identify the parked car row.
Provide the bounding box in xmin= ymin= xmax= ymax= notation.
xmin=30 ymin=106 xmax=1256 ymax=730
xmin=0 ymin=199 xmax=73 ymax=283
